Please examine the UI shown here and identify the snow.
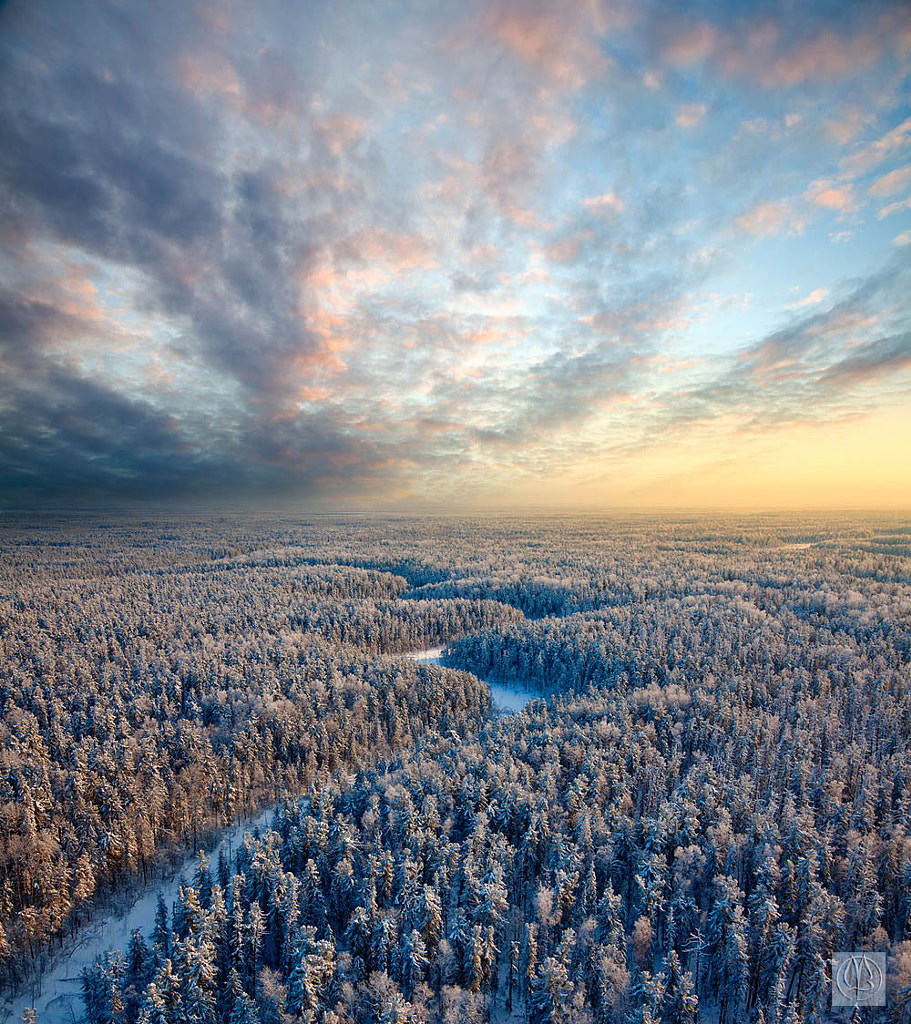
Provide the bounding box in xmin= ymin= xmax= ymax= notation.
xmin=487 ymin=681 xmax=536 ymax=713
xmin=404 ymin=648 xmax=537 ymax=715
xmin=407 ymin=646 xmax=445 ymax=662
xmin=3 ymin=806 xmax=277 ymax=1024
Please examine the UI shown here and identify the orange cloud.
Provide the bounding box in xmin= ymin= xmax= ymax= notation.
xmin=790 ymin=288 xmax=829 ymax=309
xmin=341 ymin=228 xmax=438 ymax=273
xmin=651 ymin=356 xmax=702 ymax=374
xmin=297 ymin=386 xmax=333 ymax=403
xmin=290 ymin=344 xmax=348 ymax=376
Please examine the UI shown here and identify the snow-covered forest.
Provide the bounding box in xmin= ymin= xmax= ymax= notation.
xmin=2 ymin=513 xmax=910 ymax=1023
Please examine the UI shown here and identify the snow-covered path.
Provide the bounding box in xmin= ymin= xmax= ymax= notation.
xmin=405 ymin=647 xmax=539 ymax=714
xmin=3 ymin=806 xmax=276 ymax=1024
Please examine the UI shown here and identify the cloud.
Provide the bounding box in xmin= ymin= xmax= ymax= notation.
xmin=839 ymin=116 xmax=911 ymax=179
xmin=765 ymin=28 xmax=883 ymax=88
xmin=807 ymin=182 xmax=856 ymax=214
xmin=581 ymin=192 xmax=624 ymax=214
xmin=818 ymin=332 xmax=911 ymax=387
xmin=644 ymin=260 xmax=911 ymax=441
xmin=878 ymin=196 xmax=911 ymax=218
xmin=895 ymin=231 xmax=911 ymax=246
xmin=736 ymin=199 xmax=800 ymax=238
xmin=479 ymin=0 xmax=614 ymax=90
xmin=675 ymin=103 xmax=708 ymax=129
xmin=824 ymin=108 xmax=875 ymax=145
xmin=0 ymin=0 xmax=907 ymax=505
xmin=790 ymin=288 xmax=829 ymax=309
xmin=869 ymin=164 xmax=911 ymax=196
xmin=658 ymin=5 xmax=911 ymax=89
xmin=662 ymin=22 xmax=718 ymax=67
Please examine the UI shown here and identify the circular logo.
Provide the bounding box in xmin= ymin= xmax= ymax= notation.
xmin=834 ymin=953 xmax=884 ymax=1004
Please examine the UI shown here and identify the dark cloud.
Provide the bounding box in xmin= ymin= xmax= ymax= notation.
xmin=642 ymin=260 xmax=911 ymax=441
xmin=819 ymin=332 xmax=911 ymax=387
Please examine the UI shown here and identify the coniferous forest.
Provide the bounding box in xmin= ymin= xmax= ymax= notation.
xmin=2 ymin=513 xmax=910 ymax=1023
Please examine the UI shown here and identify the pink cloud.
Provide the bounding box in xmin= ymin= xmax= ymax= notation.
xmin=480 ymin=142 xmax=540 ymax=226
xmin=195 ymin=1 xmax=231 ymax=38
xmin=340 ymin=229 xmax=438 ymax=273
xmin=545 ymin=237 xmax=583 ymax=263
xmin=661 ymin=6 xmax=910 ymax=89
xmin=314 ymin=115 xmax=366 ymax=157
xmin=807 ymin=182 xmax=856 ymax=213
xmin=736 ymin=199 xmax=798 ymax=238
xmin=767 ymin=28 xmax=881 ymax=88
xmin=840 ymin=117 xmax=911 ymax=179
xmin=869 ymin=164 xmax=911 ymax=197
xmin=481 ymin=1 xmax=612 ymax=90
xmin=581 ymin=192 xmax=624 ymax=214
xmin=663 ymin=22 xmax=718 ymax=66
xmin=175 ymin=52 xmax=242 ymax=100
xmin=675 ymin=103 xmax=708 ymax=128
xmin=824 ymin=108 xmax=876 ymax=146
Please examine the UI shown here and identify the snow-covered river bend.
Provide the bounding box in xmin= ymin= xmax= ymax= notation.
xmin=4 ymin=645 xmax=534 ymax=1023
xmin=406 ymin=646 xmax=538 ymax=713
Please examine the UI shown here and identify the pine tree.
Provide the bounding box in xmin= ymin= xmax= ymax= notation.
xmin=152 ymin=894 xmax=170 ymax=964
xmin=124 ymin=928 xmax=153 ymax=1021
xmin=529 ymin=956 xmax=572 ymax=1024
xmin=401 ymin=928 xmax=428 ymax=999
xmin=661 ymin=951 xmax=697 ymax=1024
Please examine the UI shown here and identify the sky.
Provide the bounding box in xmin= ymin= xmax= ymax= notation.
xmin=0 ymin=0 xmax=909 ymax=511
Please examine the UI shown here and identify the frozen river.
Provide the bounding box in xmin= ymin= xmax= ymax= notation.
xmin=406 ymin=646 xmax=539 ymax=714
xmin=4 ymin=647 xmax=534 ymax=1023
xmin=3 ymin=806 xmax=277 ymax=1024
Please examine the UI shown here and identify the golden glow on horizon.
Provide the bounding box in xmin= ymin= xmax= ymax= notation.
xmin=446 ymin=403 xmax=911 ymax=511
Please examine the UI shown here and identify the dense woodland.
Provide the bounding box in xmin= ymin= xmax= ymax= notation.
xmin=1 ymin=512 xmax=910 ymax=1022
